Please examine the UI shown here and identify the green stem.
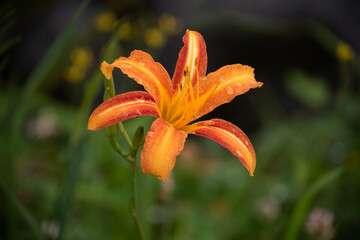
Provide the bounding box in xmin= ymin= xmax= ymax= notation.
xmin=118 ymin=122 xmax=133 ymax=149
xmin=106 ymin=123 xmax=145 ymax=240
xmin=130 ymin=159 xmax=145 ymax=240
xmin=107 ymin=127 xmax=133 ymax=164
xmin=103 ymin=74 xmax=133 ymax=153
xmin=99 ymin=25 xmax=143 ymax=240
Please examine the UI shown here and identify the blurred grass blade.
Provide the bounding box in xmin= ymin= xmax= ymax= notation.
xmin=57 ymin=143 xmax=84 ymax=240
xmin=0 ymin=0 xmax=90 ymax=132
xmin=303 ymin=19 xmax=360 ymax=79
xmin=56 ymin=28 xmax=122 ymax=240
xmin=1 ymin=2 xmax=89 ymax=239
xmin=70 ymin=39 xmax=120 ymax=145
xmin=0 ymin=177 xmax=44 ymax=240
xmin=283 ymin=167 xmax=343 ymax=240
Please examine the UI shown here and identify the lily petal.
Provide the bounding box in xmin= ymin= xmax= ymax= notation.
xmin=88 ymin=91 xmax=159 ymax=130
xmin=141 ymin=118 xmax=187 ymax=181
xmin=196 ymin=64 xmax=263 ymax=118
xmin=172 ymin=30 xmax=207 ymax=92
xmin=183 ymin=118 xmax=256 ymax=176
xmin=101 ymin=50 xmax=173 ymax=111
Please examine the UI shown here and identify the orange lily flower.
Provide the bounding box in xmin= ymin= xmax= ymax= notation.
xmin=88 ymin=30 xmax=263 ymax=181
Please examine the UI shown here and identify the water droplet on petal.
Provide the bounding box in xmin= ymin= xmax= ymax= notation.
xmin=123 ymin=64 xmax=133 ymax=68
xmin=236 ymin=150 xmax=243 ymax=158
xmin=147 ymin=131 xmax=154 ymax=137
xmin=138 ymin=62 xmax=145 ymax=67
xmin=226 ymin=87 xmax=234 ymax=95
xmin=207 ymin=104 xmax=216 ymax=112
xmin=236 ymin=83 xmax=242 ymax=87
xmin=219 ymin=78 xmax=225 ymax=82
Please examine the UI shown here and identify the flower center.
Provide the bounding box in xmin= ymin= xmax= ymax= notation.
xmin=160 ymin=66 xmax=198 ymax=129
xmin=161 ymin=63 xmax=219 ymax=130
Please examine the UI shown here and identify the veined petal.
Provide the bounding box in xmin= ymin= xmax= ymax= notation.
xmin=88 ymin=91 xmax=159 ymax=130
xmin=196 ymin=64 xmax=263 ymax=118
xmin=172 ymin=30 xmax=207 ymax=91
xmin=141 ymin=119 xmax=187 ymax=181
xmin=183 ymin=118 xmax=256 ymax=176
xmin=101 ymin=50 xmax=173 ymax=112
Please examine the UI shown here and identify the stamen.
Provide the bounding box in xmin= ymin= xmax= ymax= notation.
xmin=187 ymin=70 xmax=195 ymax=103
xmin=165 ymin=62 xmax=208 ymax=129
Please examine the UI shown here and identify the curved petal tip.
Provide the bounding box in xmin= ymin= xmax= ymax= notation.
xmin=100 ymin=61 xmax=114 ymax=79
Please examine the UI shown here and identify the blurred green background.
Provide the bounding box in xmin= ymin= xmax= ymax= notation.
xmin=1 ymin=0 xmax=359 ymax=239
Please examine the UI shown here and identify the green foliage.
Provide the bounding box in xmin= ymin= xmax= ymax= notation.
xmin=1 ymin=3 xmax=359 ymax=240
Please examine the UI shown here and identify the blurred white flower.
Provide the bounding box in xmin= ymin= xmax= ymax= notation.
xmin=26 ymin=108 xmax=58 ymax=139
xmin=306 ymin=207 xmax=335 ymax=239
xmin=256 ymin=196 xmax=281 ymax=222
xmin=42 ymin=220 xmax=60 ymax=239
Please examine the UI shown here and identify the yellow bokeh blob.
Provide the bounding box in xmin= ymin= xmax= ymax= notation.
xmin=64 ymin=65 xmax=85 ymax=84
xmin=336 ymin=41 xmax=355 ymax=62
xmin=70 ymin=47 xmax=93 ymax=69
xmin=144 ymin=28 xmax=165 ymax=49
xmin=94 ymin=11 xmax=118 ymax=32
xmin=117 ymin=21 xmax=132 ymax=41
xmin=158 ymin=14 xmax=179 ymax=35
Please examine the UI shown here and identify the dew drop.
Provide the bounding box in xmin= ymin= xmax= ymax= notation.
xmin=208 ymin=104 xmax=216 ymax=111
xmin=236 ymin=150 xmax=243 ymax=158
xmin=236 ymin=83 xmax=242 ymax=87
xmin=219 ymin=78 xmax=225 ymax=82
xmin=123 ymin=64 xmax=133 ymax=68
xmin=138 ymin=62 xmax=145 ymax=67
xmin=147 ymin=131 xmax=154 ymax=137
xmin=226 ymin=87 xmax=234 ymax=95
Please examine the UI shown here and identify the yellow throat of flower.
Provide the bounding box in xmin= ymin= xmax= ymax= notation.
xmin=161 ymin=64 xmax=217 ymax=130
